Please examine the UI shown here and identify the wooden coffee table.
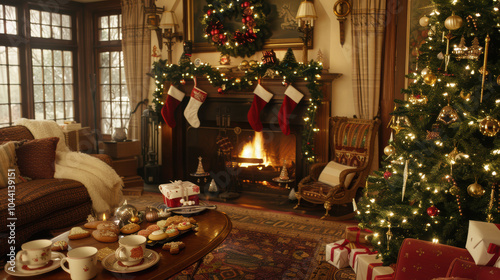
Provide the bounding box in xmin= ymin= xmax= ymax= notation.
xmin=1 ymin=209 xmax=232 ymax=280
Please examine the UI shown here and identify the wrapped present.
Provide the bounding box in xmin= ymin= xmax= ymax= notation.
xmin=355 ymin=254 xmax=383 ymax=280
xmin=346 ymin=226 xmax=373 ymax=245
xmin=372 ymin=266 xmax=394 ymax=280
xmin=159 ymin=181 xmax=200 ymax=208
xmin=349 ymin=247 xmax=376 ymax=269
xmin=465 ymin=220 xmax=500 ymax=267
xmin=326 ymin=239 xmax=352 ymax=269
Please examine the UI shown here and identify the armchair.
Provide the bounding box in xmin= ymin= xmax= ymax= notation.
xmin=294 ymin=116 xmax=380 ymax=219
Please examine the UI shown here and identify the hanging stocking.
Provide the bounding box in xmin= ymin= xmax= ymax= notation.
xmin=278 ymin=85 xmax=304 ymax=135
xmin=247 ymin=82 xmax=273 ymax=132
xmin=183 ymin=78 xmax=207 ymax=128
xmin=161 ymin=85 xmax=185 ymax=128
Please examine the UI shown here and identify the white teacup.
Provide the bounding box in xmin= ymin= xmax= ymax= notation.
xmin=61 ymin=247 xmax=98 ymax=280
xmin=16 ymin=239 xmax=52 ymax=269
xmin=115 ymin=235 xmax=146 ymax=266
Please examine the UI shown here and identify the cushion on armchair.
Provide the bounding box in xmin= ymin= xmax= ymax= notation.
xmin=318 ymin=161 xmax=356 ymax=187
xmin=16 ymin=137 xmax=59 ymax=179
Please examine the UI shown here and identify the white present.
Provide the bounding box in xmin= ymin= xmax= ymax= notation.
xmin=326 ymin=239 xmax=351 ymax=269
xmin=159 ymin=181 xmax=200 ymax=207
xmin=465 ymin=220 xmax=500 ymax=267
xmin=371 ymin=266 xmax=394 ymax=280
xmin=349 ymin=248 xmax=374 ymax=268
xmin=355 ymin=254 xmax=383 ymax=280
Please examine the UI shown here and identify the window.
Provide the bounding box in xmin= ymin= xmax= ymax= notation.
xmin=0 ymin=4 xmax=76 ymax=128
xmin=0 ymin=46 xmax=21 ymax=127
xmin=97 ymin=13 xmax=128 ymax=134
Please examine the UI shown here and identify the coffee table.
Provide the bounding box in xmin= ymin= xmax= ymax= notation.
xmin=1 ymin=209 xmax=232 ymax=280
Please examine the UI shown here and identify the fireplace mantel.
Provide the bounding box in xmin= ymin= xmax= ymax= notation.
xmin=160 ymin=73 xmax=342 ymax=181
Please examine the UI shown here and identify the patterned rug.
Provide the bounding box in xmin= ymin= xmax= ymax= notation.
xmin=125 ymin=193 xmax=357 ymax=279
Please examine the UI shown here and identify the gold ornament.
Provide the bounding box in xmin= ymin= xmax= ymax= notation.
xmin=437 ymin=105 xmax=459 ymax=124
xmin=479 ymin=116 xmax=500 ymax=137
xmin=479 ymin=66 xmax=489 ymax=76
xmin=235 ymin=78 xmax=241 ymax=83
xmin=248 ymin=60 xmax=257 ymax=67
xmin=450 ymin=183 xmax=460 ymax=196
xmin=129 ymin=216 xmax=140 ymax=224
xmin=421 ymin=67 xmax=430 ymax=76
xmin=419 ymin=16 xmax=430 ymax=27
xmin=423 ymin=73 xmax=437 ymax=85
xmin=384 ymin=145 xmax=396 ymax=156
xmin=467 ymin=181 xmax=485 ymax=198
xmin=459 ymin=90 xmax=471 ymax=100
xmin=444 ymin=12 xmax=463 ymax=30
xmin=447 ymin=147 xmax=459 ymax=163
xmin=408 ymin=94 xmax=428 ymax=105
xmin=145 ymin=206 xmax=160 ymax=222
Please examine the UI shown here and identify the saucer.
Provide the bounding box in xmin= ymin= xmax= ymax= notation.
xmin=4 ymin=252 xmax=65 ymax=277
xmin=102 ymin=249 xmax=160 ymax=273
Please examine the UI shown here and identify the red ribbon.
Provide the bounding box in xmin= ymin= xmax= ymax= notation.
xmin=486 ymin=224 xmax=500 ymax=266
xmin=351 ymin=249 xmax=377 ymax=268
xmin=374 ymin=272 xmax=394 ymax=280
xmin=367 ymin=262 xmax=383 ymax=280
xmin=330 ymin=239 xmax=351 ymax=262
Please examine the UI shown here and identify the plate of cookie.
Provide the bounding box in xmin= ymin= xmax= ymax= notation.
xmin=140 ymin=215 xmax=197 ymax=247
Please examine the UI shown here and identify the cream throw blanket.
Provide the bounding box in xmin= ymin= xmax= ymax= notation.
xmin=15 ymin=118 xmax=123 ymax=213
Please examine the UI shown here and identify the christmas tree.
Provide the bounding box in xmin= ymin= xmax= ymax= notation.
xmin=357 ymin=1 xmax=500 ymax=265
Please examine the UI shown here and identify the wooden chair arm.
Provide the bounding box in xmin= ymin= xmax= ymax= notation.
xmin=309 ymin=162 xmax=328 ymax=181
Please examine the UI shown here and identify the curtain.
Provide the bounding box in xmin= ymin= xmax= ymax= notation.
xmin=121 ymin=0 xmax=151 ymax=140
xmin=351 ymin=0 xmax=386 ymax=120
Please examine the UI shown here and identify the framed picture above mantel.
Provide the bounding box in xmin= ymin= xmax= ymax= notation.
xmin=183 ymin=0 xmax=313 ymax=54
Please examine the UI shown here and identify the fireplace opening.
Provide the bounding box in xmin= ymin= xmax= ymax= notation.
xmin=186 ymin=127 xmax=297 ymax=194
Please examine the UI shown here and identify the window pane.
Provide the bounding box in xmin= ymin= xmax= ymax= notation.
xmin=44 ymin=85 xmax=54 ymax=101
xmin=9 ymin=66 xmax=19 ymax=84
xmin=0 ymin=105 xmax=9 ymax=124
xmin=100 ymin=16 xmax=108 ymax=28
xmin=7 ymin=47 xmax=18 ymax=65
xmin=6 ymin=20 xmax=16 ymax=34
xmin=62 ymin=15 xmax=70 ymax=27
xmin=99 ymin=29 xmax=109 ymax=41
xmin=45 ymin=102 xmax=54 ymax=119
xmin=111 ymin=68 xmax=120 ymax=84
xmin=63 ymin=51 xmax=72 ymax=66
xmin=65 ymin=102 xmax=73 ymax=118
xmin=51 ymin=13 xmax=60 ymax=26
xmin=100 ymin=68 xmax=109 ymax=84
xmin=110 ymin=28 xmax=119 ymax=40
xmin=44 ymin=67 xmax=53 ymax=82
xmin=100 ymin=52 xmax=109 ymax=67
xmin=62 ymin=28 xmax=71 ymax=40
xmin=41 ymin=11 xmax=50 ymax=24
xmin=34 ymin=103 xmax=44 ymax=119
xmin=0 ymin=85 xmax=7 ymax=103
xmin=53 ymin=50 xmax=62 ymax=66
xmin=109 ymin=15 xmax=118 ymax=27
xmin=43 ymin=49 xmax=53 ymax=65
xmin=10 ymin=85 xmax=20 ymax=103
xmin=0 ymin=66 xmax=7 ymax=84
xmin=33 ymin=67 xmax=43 ymax=84
xmin=55 ymin=102 xmax=64 ymax=119
xmin=54 ymin=68 xmax=63 ymax=84
xmin=41 ymin=25 xmax=51 ymax=38
xmin=55 ymin=85 xmax=63 ymax=101
xmin=10 ymin=104 xmax=20 ymax=120
xmin=33 ymin=85 xmax=43 ymax=102
xmin=64 ymin=67 xmax=72 ymax=83
xmin=5 ymin=6 xmax=15 ymax=20
xmin=0 ymin=46 xmax=5 ymax=64
xmin=65 ymin=85 xmax=73 ymax=100
xmin=30 ymin=10 xmax=40 ymax=24
xmin=31 ymin=23 xmax=40 ymax=37
xmin=52 ymin=26 xmax=61 ymax=39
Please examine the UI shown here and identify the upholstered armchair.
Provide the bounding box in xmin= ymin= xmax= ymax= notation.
xmin=294 ymin=116 xmax=380 ymax=219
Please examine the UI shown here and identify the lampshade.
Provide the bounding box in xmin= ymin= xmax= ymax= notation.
xmin=160 ymin=11 xmax=178 ymax=33
xmin=296 ymin=0 xmax=317 ymax=27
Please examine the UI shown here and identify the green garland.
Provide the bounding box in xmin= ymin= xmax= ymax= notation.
xmin=150 ymin=59 xmax=323 ymax=163
xmin=201 ymin=0 xmax=270 ymax=58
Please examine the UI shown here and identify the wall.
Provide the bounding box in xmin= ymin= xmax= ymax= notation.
xmin=153 ymin=0 xmax=356 ymax=118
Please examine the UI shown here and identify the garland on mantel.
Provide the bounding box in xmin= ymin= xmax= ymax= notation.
xmin=150 ymin=58 xmax=323 ymax=163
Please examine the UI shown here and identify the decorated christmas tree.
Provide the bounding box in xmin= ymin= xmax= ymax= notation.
xmin=357 ymin=1 xmax=500 ymax=265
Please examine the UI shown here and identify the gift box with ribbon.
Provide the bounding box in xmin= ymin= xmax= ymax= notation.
xmin=349 ymin=247 xmax=376 ymax=269
xmin=354 ymin=254 xmax=384 ymax=280
xmin=346 ymin=226 xmax=373 ymax=245
xmin=465 ymin=220 xmax=500 ymax=267
xmin=159 ymin=181 xmax=200 ymax=207
xmin=326 ymin=239 xmax=352 ymax=269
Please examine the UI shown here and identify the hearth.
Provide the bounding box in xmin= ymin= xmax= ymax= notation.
xmin=159 ymin=74 xmax=340 ymax=194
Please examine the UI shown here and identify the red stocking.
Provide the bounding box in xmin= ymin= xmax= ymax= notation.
xmin=247 ymin=83 xmax=273 ymax=132
xmin=278 ymin=85 xmax=303 ymax=135
xmin=161 ymin=85 xmax=185 ymax=128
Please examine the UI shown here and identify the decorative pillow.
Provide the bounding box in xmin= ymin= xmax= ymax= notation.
xmin=318 ymin=161 xmax=356 ymax=187
xmin=16 ymin=137 xmax=59 ymax=179
xmin=0 ymin=142 xmax=23 ymax=188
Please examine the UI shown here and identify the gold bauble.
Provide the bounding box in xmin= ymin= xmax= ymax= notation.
xmin=240 ymin=60 xmax=249 ymax=67
xmin=479 ymin=66 xmax=489 ymax=76
xmin=408 ymin=94 xmax=428 ymax=105
xmin=419 ymin=16 xmax=430 ymax=27
xmin=421 ymin=67 xmax=430 ymax=76
xmin=460 ymin=90 xmax=471 ymax=100
xmin=450 ymin=183 xmax=460 ymax=196
xmin=437 ymin=105 xmax=459 ymax=124
xmin=248 ymin=60 xmax=257 ymax=67
xmin=479 ymin=116 xmax=500 ymax=137
xmin=467 ymin=181 xmax=485 ymax=198
xmin=444 ymin=12 xmax=463 ymax=30
xmin=129 ymin=216 xmax=140 ymax=224
xmin=384 ymin=145 xmax=396 ymax=156
xmin=423 ymin=73 xmax=437 ymax=85
xmin=145 ymin=206 xmax=160 ymax=222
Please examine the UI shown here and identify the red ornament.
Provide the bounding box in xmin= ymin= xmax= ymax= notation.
xmin=383 ymin=171 xmax=392 ymax=179
xmin=243 ymin=1 xmax=250 ymax=7
xmin=214 ymin=29 xmax=219 ymax=35
xmin=246 ymin=15 xmax=253 ymax=22
xmin=218 ymin=88 xmax=224 ymax=94
xmin=207 ymin=10 xmax=212 ymax=16
xmin=180 ymin=79 xmax=186 ymax=85
xmin=242 ymin=17 xmax=246 ymax=23
xmin=427 ymin=205 xmax=440 ymax=217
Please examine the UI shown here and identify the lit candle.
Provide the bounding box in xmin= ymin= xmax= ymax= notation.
xmin=102 ymin=213 xmax=107 ymax=221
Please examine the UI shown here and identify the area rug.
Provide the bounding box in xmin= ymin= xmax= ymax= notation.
xmin=125 ymin=192 xmax=357 ymax=279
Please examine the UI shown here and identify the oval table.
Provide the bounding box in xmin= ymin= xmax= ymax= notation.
xmin=2 ymin=209 xmax=232 ymax=280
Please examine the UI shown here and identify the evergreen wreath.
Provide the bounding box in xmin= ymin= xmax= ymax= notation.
xmin=202 ymin=0 xmax=270 ymax=58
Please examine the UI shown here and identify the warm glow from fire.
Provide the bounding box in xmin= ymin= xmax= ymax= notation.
xmin=239 ymin=132 xmax=271 ymax=167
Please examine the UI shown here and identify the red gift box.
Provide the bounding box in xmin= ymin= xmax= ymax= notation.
xmin=159 ymin=181 xmax=200 ymax=208
xmin=346 ymin=226 xmax=373 ymax=245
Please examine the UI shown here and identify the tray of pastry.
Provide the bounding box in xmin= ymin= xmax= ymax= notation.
xmin=137 ymin=215 xmax=197 ymax=247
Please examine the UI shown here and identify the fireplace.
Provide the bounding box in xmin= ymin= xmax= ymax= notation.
xmin=160 ymin=73 xmax=340 ymax=194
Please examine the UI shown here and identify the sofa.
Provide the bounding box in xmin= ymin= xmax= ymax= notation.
xmin=390 ymin=238 xmax=500 ymax=280
xmin=0 ymin=125 xmax=112 ymax=260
